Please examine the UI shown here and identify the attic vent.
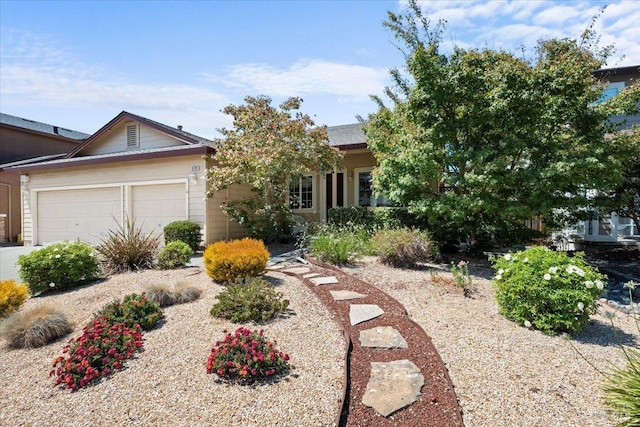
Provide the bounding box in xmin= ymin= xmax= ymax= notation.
xmin=126 ymin=124 xmax=139 ymax=148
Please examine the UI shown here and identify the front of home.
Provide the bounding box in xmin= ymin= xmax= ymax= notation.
xmin=7 ymin=112 xmax=378 ymax=247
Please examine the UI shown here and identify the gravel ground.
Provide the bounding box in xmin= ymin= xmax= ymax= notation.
xmin=343 ymin=256 xmax=640 ymax=427
xmin=0 ymin=267 xmax=344 ymax=427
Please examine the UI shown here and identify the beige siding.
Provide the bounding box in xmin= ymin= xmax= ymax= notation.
xmin=82 ymin=122 xmax=184 ymax=156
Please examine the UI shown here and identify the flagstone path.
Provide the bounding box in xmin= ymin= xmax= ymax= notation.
xmin=277 ymin=260 xmax=463 ymax=427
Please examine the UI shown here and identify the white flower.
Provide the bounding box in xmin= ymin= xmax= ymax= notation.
xmin=504 ymin=254 xmax=512 ymax=261
xmin=498 ymin=269 xmax=504 ymax=275
xmin=55 ymin=254 xmax=61 ymax=259
xmin=584 ymin=281 xmax=594 ymax=288
xmin=543 ymin=273 xmax=552 ymax=280
xmin=523 ymin=257 xmax=529 ymax=263
xmin=548 ymin=267 xmax=558 ymax=274
xmin=53 ymin=248 xmax=59 ymax=252
xmin=595 ymin=280 xmax=605 ymax=290
xmin=495 ymin=274 xmax=502 ymax=280
xmin=49 ymin=282 xmax=55 ymax=288
xmin=566 ymin=265 xmax=585 ymax=277
xmin=524 ymin=320 xmax=532 ymax=328
xmin=577 ymin=302 xmax=585 ymax=312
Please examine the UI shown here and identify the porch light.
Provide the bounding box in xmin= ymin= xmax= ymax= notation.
xmin=188 ymin=174 xmax=198 ymax=184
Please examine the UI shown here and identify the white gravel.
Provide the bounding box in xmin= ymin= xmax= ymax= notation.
xmin=343 ymin=256 xmax=640 ymax=427
xmin=0 ymin=267 xmax=345 ymax=427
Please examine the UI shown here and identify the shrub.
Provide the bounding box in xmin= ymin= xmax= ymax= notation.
xmin=18 ymin=241 xmax=100 ymax=295
xmin=328 ymin=206 xmax=376 ymax=231
xmin=0 ymin=304 xmax=73 ymax=348
xmin=96 ymin=293 xmax=163 ymax=331
xmin=206 ymin=326 xmax=290 ymax=383
xmin=97 ymin=217 xmax=160 ymax=274
xmin=603 ymin=347 xmax=640 ymax=426
xmin=157 ymin=241 xmax=194 ymax=270
xmin=492 ymin=246 xmax=605 ymax=335
xmin=203 ymin=238 xmax=269 ymax=283
xmin=163 ymin=220 xmax=202 ymax=252
xmin=50 ymin=317 xmax=143 ymax=390
xmin=210 ymin=277 xmax=289 ymax=323
xmin=306 ymin=223 xmax=370 ymax=265
xmin=145 ymin=281 xmax=202 ymax=307
xmin=0 ymin=279 xmax=29 ymax=318
xmin=371 ymin=228 xmax=438 ymax=268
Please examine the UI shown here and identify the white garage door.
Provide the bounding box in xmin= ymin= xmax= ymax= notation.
xmin=131 ymin=183 xmax=186 ymax=237
xmin=37 ymin=187 xmax=121 ymax=245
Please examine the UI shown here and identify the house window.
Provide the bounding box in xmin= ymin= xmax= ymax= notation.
xmin=126 ymin=124 xmax=139 ymax=148
xmin=598 ymin=81 xmax=625 ymax=103
xmin=289 ymin=175 xmax=313 ymax=210
xmin=355 ymin=169 xmax=389 ymax=207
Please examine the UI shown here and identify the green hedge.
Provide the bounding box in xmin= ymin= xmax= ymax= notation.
xmin=164 ymin=221 xmax=202 ymax=252
xmin=328 ymin=206 xmax=423 ymax=232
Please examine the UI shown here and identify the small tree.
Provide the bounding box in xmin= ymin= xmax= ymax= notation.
xmin=206 ymin=96 xmax=342 ymax=241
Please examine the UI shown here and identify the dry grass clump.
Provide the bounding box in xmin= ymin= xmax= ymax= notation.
xmin=0 ymin=304 xmax=73 ymax=349
xmin=145 ymin=281 xmax=202 ymax=307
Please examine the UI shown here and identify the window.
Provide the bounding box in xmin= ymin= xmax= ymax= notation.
xmin=355 ymin=169 xmax=389 ymax=207
xmin=598 ymin=81 xmax=625 ymax=103
xmin=289 ymin=175 xmax=313 ymax=209
xmin=126 ymin=124 xmax=139 ymax=148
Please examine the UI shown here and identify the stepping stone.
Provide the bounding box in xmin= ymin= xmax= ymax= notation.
xmin=362 ymin=359 xmax=424 ymax=417
xmin=266 ymin=264 xmax=285 ymax=270
xmin=349 ymin=304 xmax=384 ymax=326
xmin=359 ymin=326 xmax=408 ymax=349
xmin=310 ymin=276 xmax=339 ymax=286
xmin=303 ymin=273 xmax=320 ymax=278
xmin=330 ymin=290 xmax=366 ymax=301
xmin=282 ymin=267 xmax=311 ymax=275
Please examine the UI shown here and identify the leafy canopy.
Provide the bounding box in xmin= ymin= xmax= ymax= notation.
xmin=365 ymin=0 xmax=638 ymax=248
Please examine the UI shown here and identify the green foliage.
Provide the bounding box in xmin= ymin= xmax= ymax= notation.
xmin=328 ymin=207 xmax=376 ymax=231
xmin=157 ymin=241 xmax=194 ymax=270
xmin=205 ymin=95 xmax=343 ymax=242
xmin=0 ymin=279 xmax=29 ymax=318
xmin=96 ymin=293 xmax=163 ymax=331
xmin=224 ymin=198 xmax=292 ymax=243
xmin=365 ymin=0 xmax=633 ymax=249
xmin=144 ymin=281 xmax=202 ymax=307
xmin=306 ymin=223 xmax=370 ymax=265
xmin=209 ymin=277 xmax=289 ymax=323
xmin=97 ymin=217 xmax=160 ymax=274
xmin=18 ymin=241 xmax=100 ymax=295
xmin=50 ymin=317 xmax=143 ymax=390
xmin=0 ymin=304 xmax=73 ymax=349
xmin=371 ymin=228 xmax=438 ymax=267
xmin=329 ymin=206 xmax=424 ymax=232
xmin=491 ymin=246 xmax=605 ymax=335
xmin=203 ymin=238 xmax=270 ymax=283
xmin=206 ymin=327 xmax=290 ymax=382
xmin=163 ymin=220 xmax=202 ymax=252
xmin=450 ymin=260 xmax=473 ymax=290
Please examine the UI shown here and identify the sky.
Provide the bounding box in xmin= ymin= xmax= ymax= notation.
xmin=1 ymin=0 xmax=639 ymax=140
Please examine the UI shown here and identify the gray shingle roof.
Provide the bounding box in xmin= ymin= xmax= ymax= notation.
xmin=0 ymin=113 xmax=90 ymax=140
xmin=123 ymin=111 xmax=214 ymax=145
xmin=326 ymin=123 xmax=366 ymax=147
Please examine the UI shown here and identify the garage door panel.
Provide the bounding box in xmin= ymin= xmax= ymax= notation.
xmin=132 ymin=184 xmax=186 ymax=236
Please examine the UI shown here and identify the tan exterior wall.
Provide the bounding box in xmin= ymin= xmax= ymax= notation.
xmin=82 ymin=122 xmax=183 ymax=156
xmin=0 ymin=127 xmax=80 ymax=164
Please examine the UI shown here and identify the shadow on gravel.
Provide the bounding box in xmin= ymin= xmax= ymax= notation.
xmin=572 ymin=318 xmax=638 ymax=348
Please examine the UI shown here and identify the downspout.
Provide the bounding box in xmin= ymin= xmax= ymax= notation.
xmin=0 ymin=182 xmax=12 ymax=242
xmin=226 ymin=187 xmax=230 ymax=240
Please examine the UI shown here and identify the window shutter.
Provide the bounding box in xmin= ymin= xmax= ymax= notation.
xmin=126 ymin=124 xmax=139 ymax=148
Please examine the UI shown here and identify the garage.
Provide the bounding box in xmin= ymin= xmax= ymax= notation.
xmin=131 ymin=183 xmax=187 ymax=237
xmin=36 ymin=187 xmax=122 ymax=245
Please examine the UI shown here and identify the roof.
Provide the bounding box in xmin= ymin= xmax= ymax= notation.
xmin=593 ymin=65 xmax=640 ymax=79
xmin=0 ymin=154 xmax=66 ymax=171
xmin=66 ymin=111 xmax=215 ymax=158
xmin=326 ymin=123 xmax=367 ymax=150
xmin=0 ymin=113 xmax=90 ymax=141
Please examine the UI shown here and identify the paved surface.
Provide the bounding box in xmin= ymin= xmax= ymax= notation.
xmin=0 ymin=245 xmax=40 ymax=282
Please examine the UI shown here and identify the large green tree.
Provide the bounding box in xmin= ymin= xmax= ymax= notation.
xmin=206 ymin=95 xmax=342 ymax=241
xmin=365 ymin=0 xmax=638 ymax=248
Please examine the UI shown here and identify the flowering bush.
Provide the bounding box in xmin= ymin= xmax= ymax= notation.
xmin=492 ymin=246 xmax=605 ymax=335
xmin=17 ymin=241 xmax=100 ymax=295
xmin=157 ymin=241 xmax=194 ymax=270
xmin=50 ymin=317 xmax=143 ymax=390
xmin=203 ymin=238 xmax=269 ymax=282
xmin=0 ymin=279 xmax=29 ymax=318
xmin=205 ymin=327 xmax=290 ymax=382
xmin=210 ymin=277 xmax=289 ymax=323
xmin=96 ymin=293 xmax=163 ymax=331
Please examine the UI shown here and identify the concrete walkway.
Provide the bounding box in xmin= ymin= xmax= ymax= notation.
xmin=0 ymin=245 xmax=39 ymax=282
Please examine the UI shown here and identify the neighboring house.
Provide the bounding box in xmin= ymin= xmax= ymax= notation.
xmin=0 ymin=113 xmax=89 ymax=243
xmin=6 ymin=112 xmax=378 ymax=247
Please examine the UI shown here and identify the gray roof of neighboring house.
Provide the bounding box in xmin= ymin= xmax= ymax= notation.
xmin=0 ymin=113 xmax=90 ymax=140
xmin=326 ymin=123 xmax=367 ymax=148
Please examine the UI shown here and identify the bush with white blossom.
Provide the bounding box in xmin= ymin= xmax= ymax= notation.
xmin=491 ymin=246 xmax=606 ymax=335
xmin=18 ymin=241 xmax=100 ymax=295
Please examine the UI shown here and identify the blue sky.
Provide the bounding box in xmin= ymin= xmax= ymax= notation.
xmin=1 ymin=0 xmax=638 ymax=139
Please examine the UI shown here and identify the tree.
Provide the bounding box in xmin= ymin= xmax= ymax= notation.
xmin=365 ymin=0 xmax=637 ymax=248
xmin=206 ymin=95 xmax=342 ymax=241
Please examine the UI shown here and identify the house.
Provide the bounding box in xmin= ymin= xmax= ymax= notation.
xmin=0 ymin=113 xmax=89 ymax=243
xmin=6 ymin=111 xmax=378 ymax=247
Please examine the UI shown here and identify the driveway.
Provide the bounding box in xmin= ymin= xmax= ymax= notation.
xmin=0 ymin=245 xmax=41 ymax=282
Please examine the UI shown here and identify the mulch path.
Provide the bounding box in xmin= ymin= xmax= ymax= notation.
xmin=281 ymin=259 xmax=464 ymax=427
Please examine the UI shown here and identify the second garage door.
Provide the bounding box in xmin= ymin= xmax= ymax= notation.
xmin=131 ymin=183 xmax=187 ymax=237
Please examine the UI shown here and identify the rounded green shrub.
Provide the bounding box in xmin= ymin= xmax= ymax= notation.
xmin=0 ymin=304 xmax=73 ymax=348
xmin=164 ymin=220 xmax=202 ymax=252
xmin=371 ymin=227 xmax=438 ymax=268
xmin=0 ymin=279 xmax=29 ymax=318
xmin=18 ymin=241 xmax=100 ymax=295
xmin=203 ymin=238 xmax=269 ymax=283
xmin=492 ymin=246 xmax=605 ymax=335
xmin=96 ymin=293 xmax=163 ymax=331
xmin=210 ymin=277 xmax=289 ymax=323
xmin=157 ymin=241 xmax=194 ymax=270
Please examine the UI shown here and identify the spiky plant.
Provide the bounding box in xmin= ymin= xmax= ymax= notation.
xmin=97 ymin=216 xmax=160 ymax=274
